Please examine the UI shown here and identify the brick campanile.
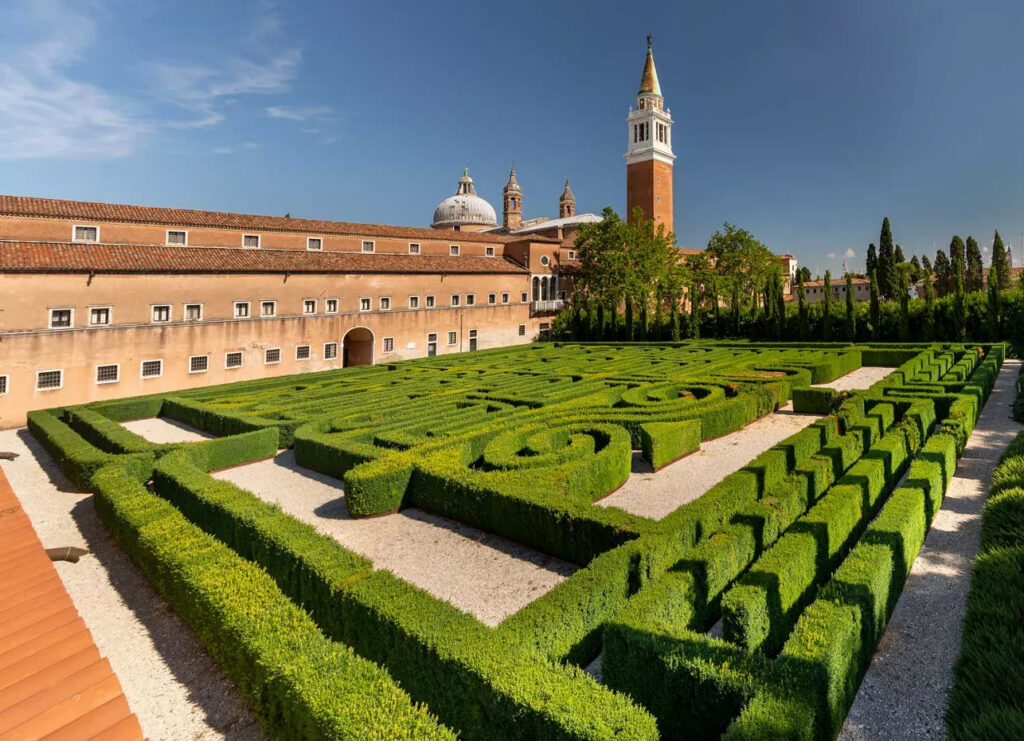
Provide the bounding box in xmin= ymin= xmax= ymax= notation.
xmin=625 ymin=36 xmax=675 ymax=233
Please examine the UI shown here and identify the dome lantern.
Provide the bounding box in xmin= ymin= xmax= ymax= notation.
xmin=431 ymin=169 xmax=498 ymax=230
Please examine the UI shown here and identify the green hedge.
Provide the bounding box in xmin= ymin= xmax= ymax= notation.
xmin=91 ymin=464 xmax=455 ymax=740
xmin=792 ymin=387 xmax=838 ymax=414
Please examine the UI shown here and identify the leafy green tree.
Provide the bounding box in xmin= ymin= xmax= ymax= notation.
xmin=845 ymin=272 xmax=856 ymax=340
xmin=689 ymin=283 xmax=700 ymax=339
xmin=921 ymin=254 xmax=932 ymax=276
xmin=798 ymin=265 xmax=812 ymax=284
xmin=895 ymin=244 xmax=905 ymax=264
xmin=933 ymin=249 xmax=951 ymax=297
xmin=898 ymin=265 xmax=910 ymax=341
xmin=669 ymin=299 xmax=680 ymax=341
xmin=710 ymin=278 xmax=721 ymax=335
xmin=908 ymin=255 xmax=922 ymax=283
xmin=624 ymin=297 xmax=635 ymax=340
xmin=705 ymin=222 xmax=776 ymax=305
xmin=866 ymin=243 xmax=878 ymax=278
xmin=869 ymin=269 xmax=880 ymax=339
xmin=950 ymin=235 xmax=966 ymax=268
xmin=992 ymin=230 xmax=1011 ymax=290
xmin=965 ymin=236 xmax=984 ymax=292
xmin=988 ymin=261 xmax=1001 ymax=338
xmin=823 ymin=269 xmax=833 ymax=340
xmin=731 ymin=282 xmax=741 ymax=336
xmin=953 ymin=258 xmax=966 ymax=340
xmin=878 ymin=217 xmax=897 ymax=299
xmin=797 ymin=271 xmax=808 ymax=340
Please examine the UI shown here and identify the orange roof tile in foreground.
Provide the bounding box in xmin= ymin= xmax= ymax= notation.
xmin=0 ymin=194 xmax=537 ymax=245
xmin=0 ymin=468 xmax=144 ymax=741
xmin=0 ymin=241 xmax=530 ymax=275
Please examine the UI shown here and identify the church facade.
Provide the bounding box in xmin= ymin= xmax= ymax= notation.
xmin=0 ymin=39 xmax=676 ymax=428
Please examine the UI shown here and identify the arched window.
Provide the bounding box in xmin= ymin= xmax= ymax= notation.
xmin=532 ymin=276 xmax=540 ymax=301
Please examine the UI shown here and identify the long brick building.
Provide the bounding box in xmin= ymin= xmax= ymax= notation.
xmin=0 ymin=39 xmax=677 ymax=428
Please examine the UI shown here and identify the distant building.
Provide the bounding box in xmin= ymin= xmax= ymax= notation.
xmin=778 ymin=254 xmax=798 ymax=294
xmin=803 ymin=276 xmax=871 ymax=304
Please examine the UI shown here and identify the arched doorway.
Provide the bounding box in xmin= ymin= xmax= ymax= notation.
xmin=342 ymin=327 xmax=374 ymax=367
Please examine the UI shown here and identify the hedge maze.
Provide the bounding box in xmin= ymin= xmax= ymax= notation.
xmin=28 ymin=341 xmax=1003 ymax=740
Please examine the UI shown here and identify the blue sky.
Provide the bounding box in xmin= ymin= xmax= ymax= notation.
xmin=2 ymin=0 xmax=1023 ymax=275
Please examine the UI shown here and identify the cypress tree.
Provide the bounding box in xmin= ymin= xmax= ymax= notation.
xmin=670 ymin=298 xmax=680 ymax=341
xmin=949 ymin=235 xmax=965 ymax=269
xmin=921 ymin=254 xmax=932 ymax=276
xmin=823 ymin=269 xmax=833 ymax=340
xmin=922 ymin=273 xmax=935 ymax=340
xmin=690 ymin=284 xmax=700 ymax=339
xmin=762 ymin=277 xmax=773 ymax=335
xmin=954 ymin=258 xmax=966 ymax=341
xmin=596 ymin=302 xmax=606 ymax=339
xmin=988 ymin=261 xmax=1001 ymax=339
xmin=866 ymin=243 xmax=878 ymax=277
xmin=775 ymin=275 xmax=785 ymax=339
xmin=992 ymin=230 xmax=1011 ymax=290
xmin=895 ymin=244 xmax=905 ymax=264
xmin=909 ymin=255 xmax=922 ymax=283
xmin=731 ymin=282 xmax=741 ymax=336
xmin=845 ymin=272 xmax=856 ymax=341
xmin=965 ymin=236 xmax=984 ymax=292
xmin=869 ymin=269 xmax=880 ymax=340
xmin=797 ymin=271 xmax=808 ymax=340
xmin=878 ymin=217 xmax=896 ymax=300
xmin=897 ymin=265 xmax=910 ymax=341
xmin=933 ymin=250 xmax=951 ymax=298
xmin=625 ymin=297 xmax=635 ymax=341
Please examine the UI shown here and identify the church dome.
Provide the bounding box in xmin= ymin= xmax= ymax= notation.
xmin=431 ymin=169 xmax=497 ymax=228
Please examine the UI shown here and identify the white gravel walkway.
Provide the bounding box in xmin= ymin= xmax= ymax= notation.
xmin=597 ymin=408 xmax=823 ymax=520
xmin=839 ymin=359 xmax=1022 ymax=741
xmin=212 ymin=450 xmax=577 ymax=626
xmin=120 ymin=417 xmax=214 ymax=444
xmin=0 ymin=428 xmax=264 ymax=741
xmin=815 ymin=365 xmax=894 ymax=391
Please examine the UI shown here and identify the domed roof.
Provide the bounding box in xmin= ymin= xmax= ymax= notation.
xmin=432 ymin=169 xmax=497 ymax=228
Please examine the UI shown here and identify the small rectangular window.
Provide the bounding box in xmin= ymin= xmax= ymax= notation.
xmin=324 ymin=342 xmax=338 ymax=360
xmin=449 ymin=245 xmax=460 ymax=256
xmin=425 ymin=295 xmax=435 ymax=308
xmin=225 ymin=351 xmax=243 ymax=369
xmin=382 ymin=337 xmax=394 ymax=353
xmin=73 ymin=225 xmax=98 ymax=242
xmin=518 ymin=324 xmax=526 ymax=336
xmin=428 ymin=333 xmax=438 ymax=342
xmin=409 ymin=243 xmax=421 ymax=254
xmin=89 ymin=307 xmax=110 ymax=326
xmin=265 ymin=348 xmax=281 ymax=364
xmin=49 ymin=308 xmax=73 ymax=328
xmin=485 ymin=246 xmax=495 ymax=257
xmin=501 ymin=292 xmax=509 ymax=304
xmin=261 ymin=301 xmax=276 ymax=317
xmin=487 ymin=293 xmax=496 ymax=305
xmin=409 ymin=295 xmax=420 ymax=309
xmin=152 ymin=304 xmax=171 ymax=323
xmin=307 ymin=237 xmax=322 ymax=251
xmin=568 ymin=250 xmax=576 ymax=260
xmin=380 ymin=297 xmax=391 ymax=310
xmin=465 ymin=294 xmax=475 ymax=306
xmin=295 ymin=345 xmax=311 ymax=360
xmin=303 ymin=299 xmax=316 ymax=314
xmin=447 ymin=331 xmax=457 ymax=345
xmin=0 ymin=375 xmax=7 ymax=394
xmin=359 ymin=297 xmax=371 ymax=311
xmin=451 ymin=295 xmax=460 ymax=307
xmin=189 ymin=355 xmax=209 ymax=374
xmin=141 ymin=359 xmax=163 ymax=378
xmin=167 ymin=230 xmax=187 ymax=245
xmin=521 ymin=292 xmax=528 ymax=303
xmin=234 ymin=301 xmax=250 ymax=318
xmin=362 ymin=240 xmax=375 ymax=253
xmin=184 ymin=303 xmax=203 ymax=321
xmin=96 ymin=364 xmax=119 ymax=384
xmin=325 ymin=298 xmax=338 ymax=313
xmin=36 ymin=369 xmax=63 ymax=390
xmin=243 ymin=234 xmax=260 ymax=248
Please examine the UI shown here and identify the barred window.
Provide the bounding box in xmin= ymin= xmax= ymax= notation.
xmin=189 ymin=355 xmax=209 ymax=373
xmin=265 ymin=348 xmax=281 ymax=364
xmin=382 ymin=337 xmax=394 ymax=353
xmin=0 ymin=375 xmax=7 ymax=394
xmin=296 ymin=345 xmax=311 ymax=360
xmin=141 ymin=360 xmax=163 ymax=378
xmin=225 ymin=351 xmax=243 ymax=369
xmin=324 ymin=342 xmax=338 ymax=360
xmin=518 ymin=324 xmax=526 ymax=336
xmin=96 ymin=364 xmax=119 ymax=384
xmin=36 ymin=370 xmax=62 ymax=390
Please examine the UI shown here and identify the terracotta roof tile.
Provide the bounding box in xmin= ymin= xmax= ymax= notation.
xmin=0 ymin=241 xmax=530 ymax=275
xmin=0 ymin=194 xmax=513 ymax=244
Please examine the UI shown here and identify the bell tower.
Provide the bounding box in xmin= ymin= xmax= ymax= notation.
xmin=625 ymin=35 xmax=674 ymax=233
xmin=503 ymin=165 xmax=522 ymax=230
xmin=558 ymin=176 xmax=576 ymax=218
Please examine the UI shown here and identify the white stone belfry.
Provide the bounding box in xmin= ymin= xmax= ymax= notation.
xmin=625 ymin=36 xmax=675 ymax=168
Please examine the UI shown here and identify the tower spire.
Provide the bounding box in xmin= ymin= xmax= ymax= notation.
xmin=638 ymin=35 xmax=662 ymax=98
xmin=559 ymin=175 xmax=576 ymax=218
xmin=503 ymin=163 xmax=522 ymax=230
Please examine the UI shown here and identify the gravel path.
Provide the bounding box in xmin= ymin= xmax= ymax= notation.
xmin=839 ymin=359 xmax=1022 ymax=741
xmin=0 ymin=428 xmax=264 ymax=741
xmin=121 ymin=417 xmax=214 ymax=444
xmin=213 ymin=450 xmax=577 ymax=626
xmin=815 ymin=365 xmax=894 ymax=391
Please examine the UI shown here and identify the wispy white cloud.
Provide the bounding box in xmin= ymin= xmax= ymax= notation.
xmin=266 ymin=105 xmax=331 ymax=121
xmin=0 ymin=0 xmax=146 ymax=158
xmin=826 ymin=251 xmax=837 ymax=259
xmin=844 ymin=248 xmax=856 ymax=259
